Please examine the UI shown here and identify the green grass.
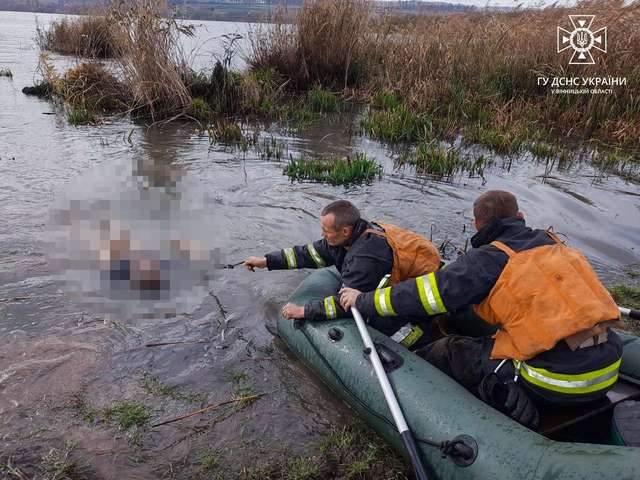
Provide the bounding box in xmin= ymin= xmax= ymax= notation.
xmin=609 ymin=284 xmax=640 ymax=310
xmin=228 ymin=371 xmax=249 ymax=383
xmin=40 ymin=441 xmax=86 ymax=479
xmin=371 ymin=89 xmax=400 ymax=110
xmin=465 ymin=124 xmax=524 ymax=155
xmin=67 ymin=392 xmax=99 ymax=424
xmin=199 ymin=453 xmax=218 ymax=472
xmin=281 ymin=103 xmax=316 ymax=126
xmin=288 ymin=456 xmax=320 ymax=480
xmin=284 ymin=152 xmax=382 ymax=186
xmin=528 ymin=142 xmax=557 ymax=159
xmin=102 ymin=402 xmax=152 ymax=430
xmin=138 ymin=372 xmax=207 ymax=403
xmin=601 ymin=149 xmax=638 ymax=166
xmin=361 ymin=103 xmax=431 ymax=143
xmin=232 ymin=385 xmax=259 ymax=409
xmin=401 ymin=142 xmax=493 ymax=179
xmin=233 ymin=422 xmax=411 ymax=479
xmin=139 ymin=372 xmax=178 ymax=398
xmin=625 ymin=269 xmax=640 ymax=279
xmin=67 ymin=106 xmax=96 ymax=126
xmin=407 ymin=143 xmax=462 ymax=178
xmin=259 ymin=136 xmax=286 ymax=161
xmin=345 ymin=443 xmax=378 ymax=479
xmin=319 ymin=425 xmax=357 ymax=453
xmin=207 ymin=119 xmax=245 ymax=145
xmin=308 ymin=87 xmax=341 ymax=113
xmin=189 ymin=97 xmax=215 ymax=122
xmin=609 ymin=284 xmax=640 ymax=334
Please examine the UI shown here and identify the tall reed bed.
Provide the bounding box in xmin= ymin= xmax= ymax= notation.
xmin=36 ymin=0 xmax=195 ymax=120
xmin=248 ymin=0 xmax=380 ymax=90
xmin=109 ymin=0 xmax=194 ymax=118
xmin=249 ymin=0 xmax=640 ymax=150
xmin=36 ymin=14 xmax=119 ymax=58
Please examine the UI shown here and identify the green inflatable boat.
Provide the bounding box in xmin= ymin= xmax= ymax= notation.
xmin=277 ymin=268 xmax=640 ymax=480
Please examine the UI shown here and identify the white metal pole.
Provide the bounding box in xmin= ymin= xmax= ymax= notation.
xmin=350 ymin=306 xmax=409 ymax=432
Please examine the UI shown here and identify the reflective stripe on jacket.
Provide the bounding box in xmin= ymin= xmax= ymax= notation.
xmin=265 ymin=219 xmax=393 ymax=320
xmin=354 ymin=217 xmax=623 ymax=393
xmin=515 ymin=358 xmax=621 ymax=395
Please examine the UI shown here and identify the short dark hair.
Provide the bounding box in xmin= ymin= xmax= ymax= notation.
xmin=473 ymin=190 xmax=519 ymax=225
xmin=321 ymin=200 xmax=360 ymax=230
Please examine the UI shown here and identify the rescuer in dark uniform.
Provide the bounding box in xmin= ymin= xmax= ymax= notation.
xmin=243 ymin=199 xmax=441 ymax=349
xmin=339 ymin=190 xmax=623 ymax=429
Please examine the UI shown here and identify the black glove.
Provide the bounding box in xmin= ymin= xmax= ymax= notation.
xmin=478 ymin=373 xmax=540 ymax=429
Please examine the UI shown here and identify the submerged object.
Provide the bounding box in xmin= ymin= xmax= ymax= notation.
xmin=277 ymin=268 xmax=640 ymax=479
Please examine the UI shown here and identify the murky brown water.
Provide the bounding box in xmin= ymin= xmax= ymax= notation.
xmin=1 ymin=10 xmax=639 ymax=479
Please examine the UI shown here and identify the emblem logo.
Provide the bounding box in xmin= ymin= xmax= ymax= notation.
xmin=557 ymin=15 xmax=607 ymax=65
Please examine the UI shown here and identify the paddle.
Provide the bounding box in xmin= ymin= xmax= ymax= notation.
xmin=350 ymin=305 xmax=430 ymax=480
xmin=619 ymin=306 xmax=640 ymax=321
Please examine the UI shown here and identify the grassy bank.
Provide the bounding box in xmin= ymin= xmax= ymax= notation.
xmin=29 ymin=0 xmax=640 ymax=181
xmin=33 ymin=2 xmax=340 ymax=130
xmin=250 ymin=0 xmax=640 ymax=154
xmin=610 ymin=284 xmax=640 ymax=334
xmin=34 ymin=1 xmax=198 ymax=121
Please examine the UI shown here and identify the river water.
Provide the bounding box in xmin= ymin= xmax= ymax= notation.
xmin=1 ymin=10 xmax=639 ymax=479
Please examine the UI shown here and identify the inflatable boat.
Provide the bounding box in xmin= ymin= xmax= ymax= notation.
xmin=277 ymin=268 xmax=640 ymax=480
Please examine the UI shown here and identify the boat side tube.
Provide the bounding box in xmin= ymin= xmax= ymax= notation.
xmin=277 ymin=268 xmax=640 ymax=480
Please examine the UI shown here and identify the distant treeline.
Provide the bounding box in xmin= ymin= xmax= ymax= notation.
xmin=0 ymin=0 xmax=479 ymax=20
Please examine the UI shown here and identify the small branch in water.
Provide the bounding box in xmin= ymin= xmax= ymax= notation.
xmin=0 ymin=296 xmax=31 ymax=302
xmin=209 ymin=290 xmax=228 ymax=320
xmin=151 ymin=391 xmax=268 ymax=427
xmin=145 ymin=340 xmax=210 ymax=347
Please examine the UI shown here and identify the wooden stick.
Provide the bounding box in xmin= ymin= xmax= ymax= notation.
xmin=151 ymin=392 xmax=267 ymax=428
xmin=0 ymin=296 xmax=31 ymax=303
xmin=145 ymin=340 xmax=210 ymax=347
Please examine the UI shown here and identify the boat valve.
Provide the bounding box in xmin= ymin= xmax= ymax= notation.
xmin=328 ymin=327 xmax=344 ymax=342
xmin=440 ymin=434 xmax=478 ymax=467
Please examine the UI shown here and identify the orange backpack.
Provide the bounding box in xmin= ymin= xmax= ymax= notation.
xmin=474 ymin=235 xmax=620 ymax=360
xmin=365 ymin=222 xmax=440 ymax=285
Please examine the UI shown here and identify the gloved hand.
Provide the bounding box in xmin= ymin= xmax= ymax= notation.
xmin=478 ymin=373 xmax=539 ymax=429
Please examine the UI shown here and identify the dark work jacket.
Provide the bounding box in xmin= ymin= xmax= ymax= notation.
xmin=355 ymin=216 xmax=622 ymax=376
xmin=356 ymin=217 xmax=555 ymax=315
xmin=266 ymin=218 xmax=394 ymax=320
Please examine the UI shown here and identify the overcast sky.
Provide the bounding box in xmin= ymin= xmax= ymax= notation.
xmin=412 ymin=0 xmax=633 ymax=7
xmin=407 ymin=0 xmax=574 ymax=7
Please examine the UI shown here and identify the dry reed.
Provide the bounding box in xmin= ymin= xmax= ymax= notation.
xmin=36 ymin=14 xmax=119 ymax=58
xmin=250 ymin=0 xmax=640 ymax=149
xmin=249 ymin=0 xmax=379 ymax=90
xmin=109 ymin=0 xmax=193 ymax=119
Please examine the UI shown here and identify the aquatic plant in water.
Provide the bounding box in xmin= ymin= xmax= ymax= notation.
xmin=400 ymin=142 xmax=493 ymax=181
xmin=284 ymin=152 xmax=382 ymax=186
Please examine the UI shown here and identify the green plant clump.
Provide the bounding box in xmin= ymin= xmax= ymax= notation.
xmin=102 ymin=402 xmax=152 ymax=430
xmin=67 ymin=106 xmax=96 ymax=125
xmin=308 ymin=86 xmax=341 ymax=113
xmin=361 ymin=103 xmax=430 ymax=143
xmin=371 ymin=89 xmax=400 ymax=110
xmin=189 ymin=97 xmax=215 ymax=122
xmin=285 ymin=153 xmax=382 ymax=186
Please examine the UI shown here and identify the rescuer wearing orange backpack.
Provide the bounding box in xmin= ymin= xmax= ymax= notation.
xmin=339 ymin=190 xmax=623 ymax=429
xmin=243 ymin=200 xmax=441 ymax=349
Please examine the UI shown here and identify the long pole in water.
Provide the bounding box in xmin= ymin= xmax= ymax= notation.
xmin=350 ymin=306 xmax=429 ymax=480
xmin=619 ymin=306 xmax=640 ymax=320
